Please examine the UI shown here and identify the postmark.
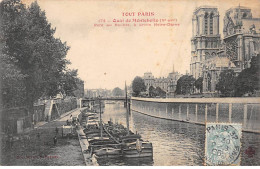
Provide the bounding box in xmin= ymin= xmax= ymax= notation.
xmin=205 ymin=123 xmax=242 ymax=166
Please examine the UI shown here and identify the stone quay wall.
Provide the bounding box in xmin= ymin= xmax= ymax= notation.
xmin=131 ymin=97 xmax=260 ymax=133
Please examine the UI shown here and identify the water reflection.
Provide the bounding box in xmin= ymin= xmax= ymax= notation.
xmin=100 ymin=102 xmax=260 ymax=166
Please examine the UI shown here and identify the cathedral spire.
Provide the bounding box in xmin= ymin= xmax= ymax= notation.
xmin=172 ymin=64 xmax=175 ymax=73
xmin=238 ymin=3 xmax=241 ymax=19
xmin=237 ymin=3 xmax=242 ymax=29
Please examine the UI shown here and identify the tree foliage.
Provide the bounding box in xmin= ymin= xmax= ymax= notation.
xmin=61 ymin=69 xmax=82 ymax=97
xmin=155 ymin=87 xmax=166 ymax=97
xmin=0 ymin=49 xmax=27 ymax=108
xmin=132 ymin=76 xmax=146 ymax=97
xmin=148 ymin=86 xmax=155 ymax=97
xmin=195 ymin=77 xmax=203 ymax=93
xmin=0 ymin=0 xmax=74 ymax=112
xmin=234 ymin=54 xmax=260 ymax=97
xmin=175 ymin=75 xmax=195 ymax=95
xmin=216 ymin=69 xmax=236 ymax=97
xmin=112 ymin=87 xmax=124 ymax=97
xmin=148 ymin=86 xmax=166 ymax=97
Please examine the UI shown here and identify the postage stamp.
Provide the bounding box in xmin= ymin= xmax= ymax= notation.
xmin=205 ymin=123 xmax=242 ymax=166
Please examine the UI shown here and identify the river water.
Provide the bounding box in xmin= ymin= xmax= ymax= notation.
xmin=98 ymin=102 xmax=260 ymax=166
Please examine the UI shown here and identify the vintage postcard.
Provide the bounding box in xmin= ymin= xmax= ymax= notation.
xmin=0 ymin=0 xmax=260 ymax=166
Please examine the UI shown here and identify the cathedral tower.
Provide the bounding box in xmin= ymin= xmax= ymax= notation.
xmin=190 ymin=6 xmax=221 ymax=79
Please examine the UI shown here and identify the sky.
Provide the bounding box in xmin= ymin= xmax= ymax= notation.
xmin=21 ymin=0 xmax=260 ymax=90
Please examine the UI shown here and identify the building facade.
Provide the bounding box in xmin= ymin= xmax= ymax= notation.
xmin=190 ymin=6 xmax=260 ymax=94
xmin=223 ymin=6 xmax=260 ymax=69
xmin=143 ymin=72 xmax=155 ymax=91
xmin=190 ymin=6 xmax=221 ymax=80
xmin=85 ymin=89 xmax=112 ymax=98
xmin=143 ymin=68 xmax=182 ymax=96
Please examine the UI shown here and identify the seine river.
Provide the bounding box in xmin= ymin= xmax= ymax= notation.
xmin=98 ymin=102 xmax=260 ymax=166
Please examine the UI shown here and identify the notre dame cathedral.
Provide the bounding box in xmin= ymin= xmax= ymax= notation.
xmin=190 ymin=6 xmax=260 ymax=94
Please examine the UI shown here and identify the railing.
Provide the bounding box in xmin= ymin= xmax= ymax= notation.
xmin=131 ymin=97 xmax=260 ymax=133
xmin=83 ymin=97 xmax=130 ymax=101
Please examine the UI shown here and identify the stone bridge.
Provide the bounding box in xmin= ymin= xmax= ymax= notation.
xmin=80 ymin=97 xmax=131 ymax=108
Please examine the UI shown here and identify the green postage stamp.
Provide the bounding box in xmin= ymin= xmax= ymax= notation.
xmin=205 ymin=123 xmax=242 ymax=166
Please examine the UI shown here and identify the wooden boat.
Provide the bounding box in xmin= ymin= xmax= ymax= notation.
xmin=94 ymin=147 xmax=122 ymax=159
xmin=87 ymin=135 xmax=121 ymax=156
xmin=84 ymin=128 xmax=100 ymax=135
xmin=88 ymin=137 xmax=111 ymax=144
xmin=85 ymin=122 xmax=99 ymax=131
xmin=88 ymin=120 xmax=99 ymax=125
xmin=83 ymin=91 xmax=153 ymax=160
xmin=122 ymin=138 xmax=153 ymax=158
xmin=86 ymin=132 xmax=109 ymax=139
xmin=90 ymin=143 xmax=122 ymax=154
xmin=82 ymin=112 xmax=97 ymax=118
xmin=120 ymin=134 xmax=141 ymax=141
xmin=85 ymin=100 xmax=122 ymax=159
xmin=102 ymin=118 xmax=153 ymax=159
xmin=105 ymin=101 xmax=116 ymax=104
xmin=121 ymin=82 xmax=154 ymax=158
xmin=89 ymin=116 xmax=98 ymax=120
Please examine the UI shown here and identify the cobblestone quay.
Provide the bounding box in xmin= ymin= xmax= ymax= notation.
xmin=0 ymin=109 xmax=84 ymax=166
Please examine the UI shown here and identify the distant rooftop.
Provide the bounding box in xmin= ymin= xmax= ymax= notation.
xmin=226 ymin=6 xmax=251 ymax=13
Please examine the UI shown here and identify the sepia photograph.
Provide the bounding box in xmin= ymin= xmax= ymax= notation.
xmin=0 ymin=0 xmax=260 ymax=166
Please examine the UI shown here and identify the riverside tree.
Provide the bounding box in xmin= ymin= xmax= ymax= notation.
xmin=61 ymin=69 xmax=82 ymax=97
xmin=148 ymin=86 xmax=166 ymax=97
xmin=0 ymin=45 xmax=27 ymax=108
xmin=148 ymin=86 xmax=155 ymax=97
xmin=0 ymin=0 xmax=71 ymax=119
xmin=175 ymin=75 xmax=195 ymax=95
xmin=132 ymin=76 xmax=146 ymax=97
xmin=216 ymin=69 xmax=236 ymax=97
xmin=154 ymin=87 xmax=166 ymax=97
xmin=112 ymin=87 xmax=124 ymax=97
xmin=195 ymin=77 xmax=203 ymax=93
xmin=234 ymin=54 xmax=260 ymax=97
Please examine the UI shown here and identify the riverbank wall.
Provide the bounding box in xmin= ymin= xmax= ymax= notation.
xmin=131 ymin=97 xmax=260 ymax=133
xmin=1 ymin=98 xmax=78 ymax=135
xmin=75 ymin=108 xmax=98 ymax=166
